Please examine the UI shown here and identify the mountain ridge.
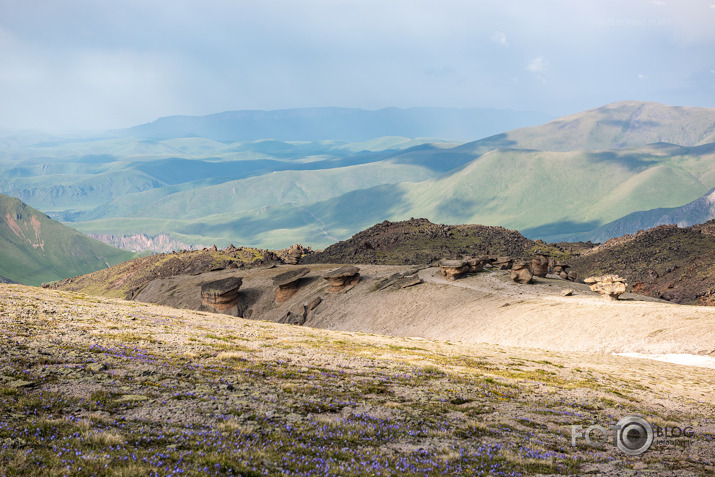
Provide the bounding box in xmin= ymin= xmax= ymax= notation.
xmin=111 ymin=106 xmax=551 ymax=142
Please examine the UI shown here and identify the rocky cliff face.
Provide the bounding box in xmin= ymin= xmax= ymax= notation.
xmin=88 ymin=232 xmax=200 ymax=253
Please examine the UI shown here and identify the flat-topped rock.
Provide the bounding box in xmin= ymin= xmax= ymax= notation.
xmin=585 ymin=274 xmax=628 ymax=300
xmin=553 ymin=262 xmax=577 ymax=281
xmin=199 ymin=277 xmax=242 ymax=315
xmin=273 ymin=267 xmax=310 ymax=302
xmin=464 ymin=257 xmax=488 ymax=273
xmin=272 ymin=267 xmax=310 ymax=287
xmin=492 ymin=256 xmax=513 ymax=270
xmin=324 ymin=266 xmax=360 ymax=292
xmin=324 ymin=265 xmax=360 ymax=278
xmin=439 ymin=260 xmax=469 ymax=280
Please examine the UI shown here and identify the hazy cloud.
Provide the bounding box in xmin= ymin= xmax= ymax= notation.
xmin=491 ymin=32 xmax=509 ymax=47
xmin=0 ymin=0 xmax=713 ymax=133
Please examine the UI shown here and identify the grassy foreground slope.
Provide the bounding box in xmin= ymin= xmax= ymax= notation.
xmin=0 ymin=283 xmax=713 ymax=475
xmin=0 ymin=194 xmax=135 ymax=285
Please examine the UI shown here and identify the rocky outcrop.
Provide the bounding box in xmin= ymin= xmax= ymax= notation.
xmin=88 ymin=232 xmax=200 ymax=253
xmin=531 ymin=253 xmax=549 ymax=278
xmin=273 ymin=268 xmax=310 ymax=302
xmin=376 ymin=269 xmax=424 ymax=290
xmin=464 ymin=256 xmax=489 ymax=273
xmin=510 ymin=261 xmax=533 ymax=284
xmin=199 ymin=277 xmax=243 ymax=316
xmin=553 ymin=261 xmax=578 ymax=281
xmin=492 ymin=256 xmax=513 ymax=270
xmin=323 ymin=266 xmax=360 ymax=292
xmin=439 ymin=260 xmax=469 ymax=280
xmin=584 ymin=275 xmax=627 ymax=300
xmin=284 ymin=244 xmax=306 ymax=265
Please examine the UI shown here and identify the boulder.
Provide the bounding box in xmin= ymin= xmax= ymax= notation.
xmin=584 ymin=275 xmax=628 ymax=300
xmin=439 ymin=260 xmax=469 ymax=280
xmin=273 ymin=267 xmax=310 ymax=302
xmin=465 ymin=256 xmax=488 ymax=273
xmin=493 ymin=256 xmax=513 ymax=270
xmin=553 ymin=261 xmax=570 ymax=275
xmin=306 ymin=296 xmax=322 ymax=311
xmin=396 ymin=274 xmax=422 ymax=288
xmin=199 ymin=277 xmax=243 ymax=315
xmin=531 ymin=253 xmax=549 ymax=278
xmin=510 ymin=261 xmax=533 ymax=284
xmin=553 ymin=262 xmax=577 ymax=281
xmin=323 ymin=266 xmax=360 ymax=292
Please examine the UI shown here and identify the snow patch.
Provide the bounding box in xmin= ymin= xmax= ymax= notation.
xmin=615 ymin=353 xmax=715 ymax=369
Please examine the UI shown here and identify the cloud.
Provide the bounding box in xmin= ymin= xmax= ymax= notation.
xmin=526 ymin=56 xmax=549 ymax=73
xmin=491 ymin=32 xmax=509 ymax=47
xmin=525 ymin=56 xmax=550 ymax=84
xmin=0 ymin=0 xmax=714 ymax=131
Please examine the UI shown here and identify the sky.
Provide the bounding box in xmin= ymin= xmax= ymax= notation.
xmin=0 ymin=0 xmax=714 ymax=133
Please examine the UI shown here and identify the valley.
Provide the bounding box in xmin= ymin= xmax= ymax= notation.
xmin=2 ymin=101 xmax=715 ymax=251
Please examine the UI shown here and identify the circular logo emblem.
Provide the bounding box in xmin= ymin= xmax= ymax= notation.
xmin=615 ymin=415 xmax=653 ymax=456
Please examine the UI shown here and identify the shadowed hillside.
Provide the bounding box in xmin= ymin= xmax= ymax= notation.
xmin=570 ymin=222 xmax=715 ymax=306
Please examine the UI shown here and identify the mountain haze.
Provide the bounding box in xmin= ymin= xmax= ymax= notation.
xmin=114 ymin=107 xmax=551 ymax=142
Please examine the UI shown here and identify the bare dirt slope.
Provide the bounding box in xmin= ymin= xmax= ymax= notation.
xmin=133 ymin=264 xmax=715 ymax=357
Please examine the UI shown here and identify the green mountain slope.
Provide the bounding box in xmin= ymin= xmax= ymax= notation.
xmin=0 ymin=194 xmax=135 ymax=285
xmin=2 ymin=101 xmax=714 ymax=249
xmin=456 ymin=101 xmax=715 ymax=153
xmin=171 ymin=141 xmax=713 ymax=248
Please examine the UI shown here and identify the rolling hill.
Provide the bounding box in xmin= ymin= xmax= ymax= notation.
xmin=0 ymin=193 xmax=135 ymax=285
xmin=1 ymin=101 xmax=714 ymax=250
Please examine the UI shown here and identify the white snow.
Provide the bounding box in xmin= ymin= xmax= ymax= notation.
xmin=615 ymin=353 xmax=715 ymax=369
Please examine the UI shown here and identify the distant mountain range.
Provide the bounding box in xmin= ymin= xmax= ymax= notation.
xmin=0 ymin=193 xmax=135 ymax=285
xmin=1 ymin=100 xmax=714 ymax=251
xmin=111 ymin=107 xmax=552 ymax=142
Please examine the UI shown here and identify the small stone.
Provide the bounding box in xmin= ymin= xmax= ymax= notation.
xmin=562 ymin=289 xmax=574 ymax=296
xmin=116 ymin=394 xmax=149 ymax=403
xmin=85 ymin=363 xmax=106 ymax=373
xmin=7 ymin=379 xmax=34 ymax=389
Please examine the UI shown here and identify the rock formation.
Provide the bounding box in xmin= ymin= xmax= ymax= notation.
xmin=323 ymin=266 xmax=360 ymax=292
xmin=531 ymin=253 xmax=549 ymax=278
xmin=553 ymin=261 xmax=577 ymax=281
xmin=510 ymin=261 xmax=533 ymax=284
xmin=584 ymin=275 xmax=628 ymax=300
xmin=284 ymin=244 xmax=305 ymax=265
xmin=273 ymin=267 xmax=310 ymax=302
xmin=199 ymin=277 xmax=243 ymax=316
xmin=439 ymin=260 xmax=469 ymax=280
xmin=492 ymin=256 xmax=513 ymax=270
xmin=396 ymin=273 xmax=422 ymax=288
xmin=464 ymin=256 xmax=489 ymax=273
